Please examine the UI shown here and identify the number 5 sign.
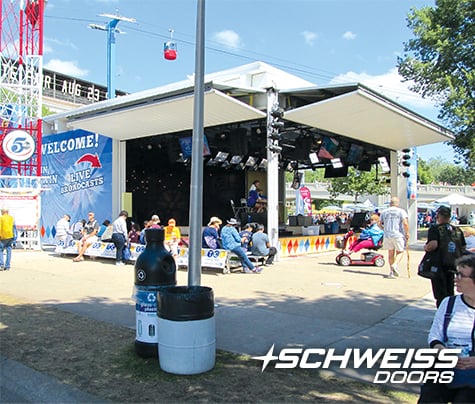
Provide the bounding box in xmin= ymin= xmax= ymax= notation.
xmin=2 ymin=130 xmax=36 ymax=162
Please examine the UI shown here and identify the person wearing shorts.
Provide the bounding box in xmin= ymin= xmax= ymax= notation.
xmin=73 ymin=212 xmax=99 ymax=262
xmin=380 ymin=197 xmax=409 ymax=278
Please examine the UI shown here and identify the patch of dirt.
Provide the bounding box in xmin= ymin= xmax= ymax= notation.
xmin=0 ymin=294 xmax=417 ymax=403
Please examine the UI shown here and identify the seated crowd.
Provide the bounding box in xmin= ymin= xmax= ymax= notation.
xmin=202 ymin=215 xmax=277 ymax=274
xmin=56 ymin=210 xmax=278 ymax=273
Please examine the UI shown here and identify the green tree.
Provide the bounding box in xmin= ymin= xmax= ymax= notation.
xmin=422 ymin=156 xmax=475 ymax=184
xmin=397 ymin=0 xmax=475 ymax=168
xmin=417 ymin=159 xmax=435 ymax=184
xmin=326 ymin=167 xmax=389 ymax=203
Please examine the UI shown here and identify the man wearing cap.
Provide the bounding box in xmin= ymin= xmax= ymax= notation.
xmin=0 ymin=208 xmax=16 ymax=271
xmin=202 ymin=217 xmax=222 ymax=249
xmin=221 ymin=218 xmax=263 ymax=274
xmin=424 ymin=206 xmax=466 ymax=307
xmin=380 ymin=196 xmax=409 ymax=278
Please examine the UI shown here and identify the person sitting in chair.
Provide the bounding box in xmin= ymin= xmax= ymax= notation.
xmin=248 ymin=188 xmax=267 ymax=213
xmin=251 ymin=224 xmax=277 ymax=265
xmin=346 ymin=214 xmax=383 ymax=254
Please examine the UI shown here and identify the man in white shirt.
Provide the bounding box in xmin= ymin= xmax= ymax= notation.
xmin=55 ymin=214 xmax=71 ymax=245
xmin=380 ymin=196 xmax=409 ymax=279
xmin=111 ymin=210 xmax=129 ymax=266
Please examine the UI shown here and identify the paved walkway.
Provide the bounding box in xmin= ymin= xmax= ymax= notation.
xmin=0 ymin=244 xmax=436 ymax=401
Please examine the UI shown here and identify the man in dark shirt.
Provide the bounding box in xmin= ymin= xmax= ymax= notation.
xmin=202 ymin=216 xmax=222 ymax=249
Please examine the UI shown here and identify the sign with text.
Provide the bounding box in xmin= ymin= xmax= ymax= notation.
xmin=40 ymin=129 xmax=113 ymax=244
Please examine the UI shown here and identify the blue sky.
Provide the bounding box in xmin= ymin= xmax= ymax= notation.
xmin=42 ymin=0 xmax=455 ymax=162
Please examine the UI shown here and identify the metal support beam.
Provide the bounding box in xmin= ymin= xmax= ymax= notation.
xmin=266 ymin=88 xmax=280 ymax=254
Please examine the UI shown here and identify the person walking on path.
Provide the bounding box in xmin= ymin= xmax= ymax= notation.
xmin=423 ymin=206 xmax=466 ymax=307
xmin=111 ymin=210 xmax=129 ymax=266
xmin=0 ymin=208 xmax=16 ymax=271
xmin=221 ymin=218 xmax=263 ymax=274
xmin=380 ymin=196 xmax=409 ymax=278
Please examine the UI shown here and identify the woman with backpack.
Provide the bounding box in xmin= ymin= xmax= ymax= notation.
xmin=418 ymin=254 xmax=475 ymax=403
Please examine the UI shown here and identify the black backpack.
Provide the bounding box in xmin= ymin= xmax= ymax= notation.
xmin=437 ymin=224 xmax=465 ymax=267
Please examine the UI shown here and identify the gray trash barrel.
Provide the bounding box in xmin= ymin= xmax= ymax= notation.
xmin=157 ymin=286 xmax=215 ymax=375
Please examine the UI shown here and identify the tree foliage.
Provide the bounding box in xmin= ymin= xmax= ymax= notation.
xmin=422 ymin=156 xmax=475 ymax=185
xmin=326 ymin=167 xmax=389 ymax=203
xmin=397 ymin=0 xmax=475 ymax=168
xmin=417 ymin=159 xmax=435 ymax=184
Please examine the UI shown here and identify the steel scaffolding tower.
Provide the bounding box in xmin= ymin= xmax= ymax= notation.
xmin=1 ymin=0 xmax=44 ymax=176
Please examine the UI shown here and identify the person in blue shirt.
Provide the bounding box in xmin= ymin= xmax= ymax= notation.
xmin=251 ymin=224 xmax=277 ymax=265
xmin=239 ymin=223 xmax=254 ymax=251
xmin=347 ymin=214 xmax=384 ymax=253
xmin=221 ymin=218 xmax=262 ymax=274
xmin=202 ymin=216 xmax=222 ymax=249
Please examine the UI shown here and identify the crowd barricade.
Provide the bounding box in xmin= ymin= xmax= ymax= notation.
xmin=54 ymin=238 xmax=145 ymax=261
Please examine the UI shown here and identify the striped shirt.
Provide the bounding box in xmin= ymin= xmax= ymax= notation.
xmin=428 ymin=294 xmax=475 ymax=351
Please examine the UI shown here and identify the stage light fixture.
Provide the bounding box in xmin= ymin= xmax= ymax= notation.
xmin=214 ymin=151 xmax=229 ymax=163
xmin=331 ymin=158 xmax=343 ymax=168
xmin=245 ymin=156 xmax=257 ymax=167
xmin=309 ymin=152 xmax=319 ymax=164
xmin=230 ymin=155 xmax=243 ymax=164
xmin=378 ymin=156 xmax=390 ymax=173
xmin=259 ymin=159 xmax=268 ymax=170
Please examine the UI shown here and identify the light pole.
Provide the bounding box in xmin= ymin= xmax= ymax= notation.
xmin=89 ymin=13 xmax=136 ymax=99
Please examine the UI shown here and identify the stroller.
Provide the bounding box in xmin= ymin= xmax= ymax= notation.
xmin=335 ymin=212 xmax=385 ymax=267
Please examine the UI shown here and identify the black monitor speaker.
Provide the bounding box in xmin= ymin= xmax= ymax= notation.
xmin=324 ymin=165 xmax=348 ymax=178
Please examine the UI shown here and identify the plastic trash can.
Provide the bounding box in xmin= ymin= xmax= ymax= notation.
xmin=157 ymin=286 xmax=215 ymax=375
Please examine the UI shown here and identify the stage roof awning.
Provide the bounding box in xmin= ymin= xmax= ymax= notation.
xmin=63 ymin=85 xmax=266 ymax=141
xmin=283 ymin=85 xmax=453 ymax=151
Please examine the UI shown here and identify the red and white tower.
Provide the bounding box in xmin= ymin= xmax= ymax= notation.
xmin=1 ymin=0 xmax=45 ymax=176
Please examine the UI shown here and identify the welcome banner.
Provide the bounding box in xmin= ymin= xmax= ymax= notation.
xmin=40 ymin=129 xmax=112 ymax=244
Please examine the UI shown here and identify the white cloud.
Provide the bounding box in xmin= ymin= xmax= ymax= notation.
xmin=213 ymin=30 xmax=242 ymax=49
xmin=301 ymin=31 xmax=317 ymax=46
xmin=342 ymin=31 xmax=356 ymax=40
xmin=44 ymin=59 xmax=88 ymax=77
xmin=329 ymin=68 xmax=436 ymax=111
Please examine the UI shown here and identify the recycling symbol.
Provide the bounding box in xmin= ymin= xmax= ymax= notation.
xmin=147 ymin=293 xmax=156 ymax=303
xmin=137 ymin=269 xmax=146 ymax=281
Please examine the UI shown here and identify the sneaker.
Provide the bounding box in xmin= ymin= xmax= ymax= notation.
xmin=387 ymin=272 xmax=396 ymax=279
xmin=253 ymin=267 xmax=263 ymax=274
xmin=116 ymin=262 xmax=125 ymax=266
xmin=4 ymin=267 xmax=10 ymax=271
xmin=243 ymin=268 xmax=253 ymax=274
xmin=392 ymin=267 xmax=400 ymax=277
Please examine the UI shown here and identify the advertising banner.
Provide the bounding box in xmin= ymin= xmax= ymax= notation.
xmin=40 ymin=129 xmax=112 ymax=244
xmin=295 ymin=185 xmax=312 ymax=216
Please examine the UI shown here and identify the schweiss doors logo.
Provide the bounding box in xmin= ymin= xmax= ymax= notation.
xmin=252 ymin=345 xmax=460 ymax=384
